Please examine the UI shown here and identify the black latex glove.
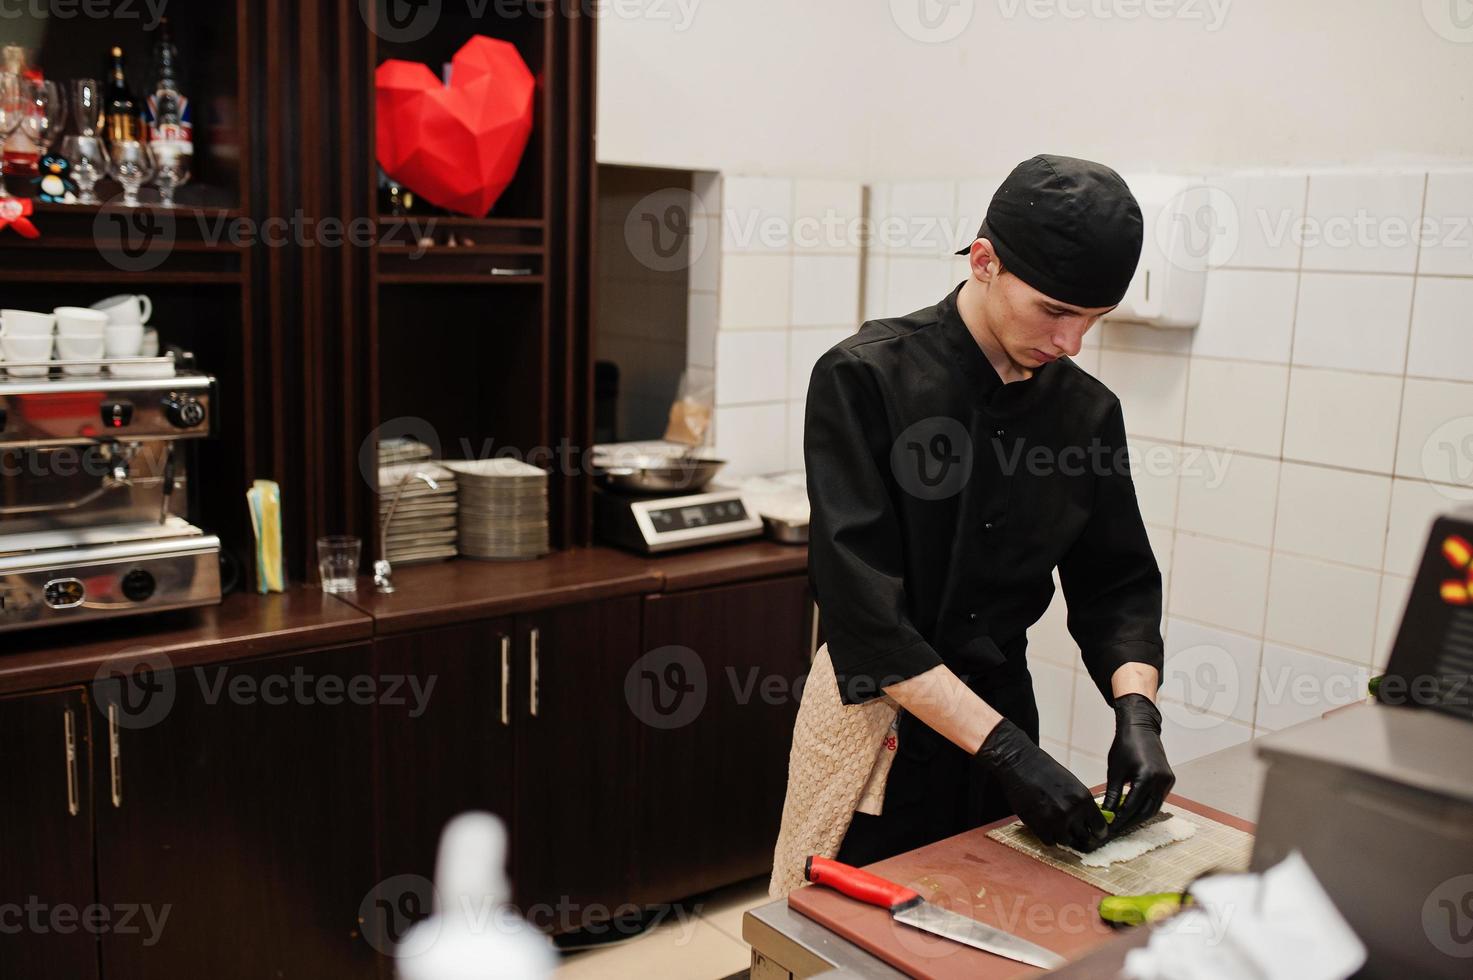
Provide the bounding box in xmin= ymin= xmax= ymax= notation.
xmin=1101 ymin=693 xmax=1175 ymax=837
xmin=974 ymin=718 xmax=1107 ymax=852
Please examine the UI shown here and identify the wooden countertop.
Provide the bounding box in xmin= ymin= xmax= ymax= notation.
xmin=337 ymin=540 xmax=809 ymax=634
xmin=0 ymin=587 xmax=373 ymax=697
xmin=0 ymin=540 xmax=809 ymax=693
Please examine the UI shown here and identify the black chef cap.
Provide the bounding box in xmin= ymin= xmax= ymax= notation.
xmin=956 ymin=154 xmax=1143 ymax=308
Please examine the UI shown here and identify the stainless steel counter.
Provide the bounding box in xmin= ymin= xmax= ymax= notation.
xmin=743 ymin=736 xmax=1268 ymax=979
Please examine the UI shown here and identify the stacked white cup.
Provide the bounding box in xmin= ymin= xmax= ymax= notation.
xmin=92 ymin=293 xmax=152 ymax=359
xmin=0 ymin=309 xmax=58 ymax=377
xmin=54 ymin=307 xmax=110 ymax=376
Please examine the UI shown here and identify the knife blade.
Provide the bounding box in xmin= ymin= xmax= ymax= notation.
xmin=804 ymin=855 xmax=1067 ymax=971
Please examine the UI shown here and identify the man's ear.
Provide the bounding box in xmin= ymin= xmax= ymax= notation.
xmin=969 ymin=239 xmax=1004 ymax=284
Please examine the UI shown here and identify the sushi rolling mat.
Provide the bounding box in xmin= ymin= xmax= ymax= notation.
xmin=986 ymin=800 xmax=1254 ymax=897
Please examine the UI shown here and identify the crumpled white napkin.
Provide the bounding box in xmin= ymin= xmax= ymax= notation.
xmin=1120 ymin=850 xmax=1366 ymax=980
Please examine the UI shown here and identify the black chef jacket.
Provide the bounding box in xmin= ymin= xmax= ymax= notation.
xmin=806 ymin=283 xmax=1164 ymax=708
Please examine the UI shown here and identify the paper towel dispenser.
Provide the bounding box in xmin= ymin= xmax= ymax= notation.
xmin=1103 ymin=175 xmax=1216 ymax=329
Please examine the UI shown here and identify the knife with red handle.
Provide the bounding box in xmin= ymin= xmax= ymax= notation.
xmin=804 ymin=855 xmax=1067 ymax=970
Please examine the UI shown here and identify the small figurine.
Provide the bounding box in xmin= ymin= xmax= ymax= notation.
xmin=35 ymin=154 xmax=75 ymax=204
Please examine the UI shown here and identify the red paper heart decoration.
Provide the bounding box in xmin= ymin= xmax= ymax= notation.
xmin=376 ymin=35 xmax=535 ymax=217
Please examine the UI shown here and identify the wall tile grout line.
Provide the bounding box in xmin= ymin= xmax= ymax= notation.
xmin=1369 ymin=171 xmax=1433 ymax=682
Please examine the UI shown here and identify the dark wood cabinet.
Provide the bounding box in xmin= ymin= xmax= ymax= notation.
xmin=373 ymin=597 xmax=644 ymax=934
xmin=91 ymin=644 xmax=378 ymax=979
xmin=631 ymin=575 xmax=813 ymax=905
xmin=373 ymin=617 xmax=517 ymax=892
xmin=0 ymin=686 xmax=98 ymax=979
xmin=511 ymin=597 xmax=642 ymax=920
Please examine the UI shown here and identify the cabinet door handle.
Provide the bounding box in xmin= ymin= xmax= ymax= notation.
xmin=108 ymin=702 xmax=122 ymax=808
xmin=528 ymin=628 xmax=541 ymax=718
xmin=499 ymin=634 xmax=511 ymax=727
xmin=63 ymin=708 xmax=79 ymax=817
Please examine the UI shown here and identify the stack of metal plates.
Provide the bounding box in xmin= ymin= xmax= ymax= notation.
xmin=378 ymin=460 xmax=458 ymax=564
xmin=378 ymin=437 xmax=435 ymax=468
xmin=440 ymin=458 xmax=550 ymax=561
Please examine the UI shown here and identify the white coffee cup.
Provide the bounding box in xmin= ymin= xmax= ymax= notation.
xmin=0 ymin=333 xmax=54 ymax=376
xmin=56 ymin=332 xmax=105 ymax=375
xmin=91 ymin=293 xmax=152 ymax=325
xmin=140 ymin=327 xmax=159 ymax=357
xmin=1 ymin=309 xmax=56 ymax=337
xmin=54 ymin=306 xmax=109 ymax=338
xmin=105 ymin=322 xmax=145 ymax=357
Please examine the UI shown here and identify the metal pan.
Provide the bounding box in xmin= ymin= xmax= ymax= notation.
xmin=594 ymin=454 xmax=727 ymax=494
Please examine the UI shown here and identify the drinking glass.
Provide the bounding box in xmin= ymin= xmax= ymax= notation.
xmin=62 ymin=135 xmax=107 ymax=205
xmin=0 ymin=74 xmax=25 ymax=199
xmin=107 ymin=139 xmax=154 ymax=207
xmin=152 ymin=141 xmax=191 ymax=208
xmin=70 ymin=78 xmax=100 ymax=137
xmin=22 ymin=79 xmax=63 ymax=156
xmin=316 ymin=536 xmax=362 ymax=594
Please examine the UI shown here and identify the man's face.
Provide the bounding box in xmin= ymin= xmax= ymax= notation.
xmin=972 ymin=245 xmax=1116 ymax=368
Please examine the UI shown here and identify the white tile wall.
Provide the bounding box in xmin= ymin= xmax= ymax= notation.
xmin=1098 ymin=350 xmax=1189 ymax=442
xmin=1191 ymin=269 xmax=1298 ymax=363
xmin=1272 ymin=463 xmax=1391 ymax=569
xmin=689 ymin=169 xmax=1462 ymax=771
xmin=1175 ymin=451 xmax=1279 ymax=548
xmin=1182 ymin=359 xmax=1289 ymax=458
xmin=1407 ymin=276 xmax=1473 ymax=383
xmin=1214 ymin=173 xmax=1307 ymax=271
xmin=706 ymin=175 xmax=864 ymax=478
xmin=1291 ymin=272 xmax=1413 ymax=374
xmin=1169 ymin=534 xmax=1272 ymax=634
xmin=1394 ymin=377 xmax=1473 ymax=486
xmin=1300 ymin=172 xmax=1425 ymax=275
xmin=1418 ymin=170 xmax=1473 ymax=277
xmin=1263 ymin=552 xmax=1381 ymax=664
xmin=1282 ymin=367 xmax=1402 ymax=473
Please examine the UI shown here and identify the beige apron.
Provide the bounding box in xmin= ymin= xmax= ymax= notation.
xmin=768 ymin=643 xmax=901 ymax=898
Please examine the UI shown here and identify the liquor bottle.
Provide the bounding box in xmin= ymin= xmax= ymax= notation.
xmin=2 ymin=47 xmax=39 ymax=178
xmin=145 ymin=18 xmax=192 ymax=148
xmin=103 ymin=46 xmax=142 ymax=144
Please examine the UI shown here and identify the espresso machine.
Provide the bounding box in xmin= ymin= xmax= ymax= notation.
xmin=0 ymin=355 xmax=221 ymax=633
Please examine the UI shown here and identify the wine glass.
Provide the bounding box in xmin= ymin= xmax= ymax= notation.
xmin=0 ymin=74 xmax=24 ymax=200
xmin=107 ymin=140 xmax=154 ymax=207
xmin=71 ymin=78 xmax=100 ymax=137
xmin=22 ymin=79 xmax=64 ymax=156
xmin=151 ymin=141 xmax=191 ymax=208
xmin=62 ymin=134 xmax=107 ymax=205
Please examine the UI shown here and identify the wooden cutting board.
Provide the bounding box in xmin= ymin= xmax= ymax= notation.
xmin=786 ymin=792 xmax=1255 ymax=979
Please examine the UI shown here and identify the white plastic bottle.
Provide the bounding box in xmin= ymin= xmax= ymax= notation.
xmin=395 ymin=812 xmax=556 ymax=980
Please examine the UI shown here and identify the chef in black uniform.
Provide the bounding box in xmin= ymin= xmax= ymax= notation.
xmin=806 ymin=154 xmax=1174 ymax=864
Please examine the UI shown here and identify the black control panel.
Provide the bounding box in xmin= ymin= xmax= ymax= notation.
xmin=647 ymin=499 xmax=750 ymax=532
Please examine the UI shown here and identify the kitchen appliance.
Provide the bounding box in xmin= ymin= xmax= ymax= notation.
xmin=1376 ymin=504 xmax=1473 ymax=723
xmin=0 ymin=353 xmax=221 ymax=633
xmin=592 ymin=441 xmax=762 ymax=554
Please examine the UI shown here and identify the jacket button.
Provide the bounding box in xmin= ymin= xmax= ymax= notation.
xmin=968 ymin=612 xmax=978 ymax=622
xmin=994 ymin=428 xmax=1005 ymax=438
xmin=983 ymin=522 xmax=994 ymax=531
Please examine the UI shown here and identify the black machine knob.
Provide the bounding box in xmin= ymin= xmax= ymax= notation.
xmin=163 ymin=393 xmax=206 ymax=429
xmin=120 ymin=569 xmax=156 ymax=602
